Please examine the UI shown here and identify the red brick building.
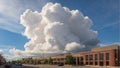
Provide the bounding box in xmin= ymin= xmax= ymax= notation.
xmin=72 ymin=44 xmax=120 ymax=66
xmin=0 ymin=54 xmax=6 ymax=64
xmin=36 ymin=44 xmax=120 ymax=66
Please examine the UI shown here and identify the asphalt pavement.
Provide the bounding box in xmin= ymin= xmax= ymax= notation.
xmin=1 ymin=64 xmax=120 ymax=68
xmin=0 ymin=64 xmax=38 ymax=68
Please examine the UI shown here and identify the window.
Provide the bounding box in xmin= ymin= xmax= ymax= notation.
xmin=77 ymin=57 xmax=79 ymax=62
xmin=80 ymin=57 xmax=83 ymax=61
xmin=86 ymin=62 xmax=88 ymax=65
xmin=53 ymin=58 xmax=56 ymax=60
xmin=73 ymin=57 xmax=76 ymax=61
xmin=95 ymin=54 xmax=98 ymax=60
xmin=95 ymin=62 xmax=97 ymax=65
xmin=86 ymin=55 xmax=88 ymax=60
xmin=77 ymin=57 xmax=80 ymax=64
xmin=57 ymin=58 xmax=60 ymax=61
xmin=106 ymin=61 xmax=109 ymax=66
xmin=100 ymin=61 xmax=104 ymax=66
xmin=106 ymin=53 xmax=109 ymax=60
xmin=80 ymin=62 xmax=83 ymax=65
xmin=73 ymin=57 xmax=76 ymax=60
xmin=89 ymin=54 xmax=93 ymax=60
xmin=61 ymin=58 xmax=64 ymax=60
xmin=90 ymin=62 xmax=93 ymax=65
xmin=114 ymin=50 xmax=117 ymax=58
xmin=100 ymin=53 xmax=104 ymax=60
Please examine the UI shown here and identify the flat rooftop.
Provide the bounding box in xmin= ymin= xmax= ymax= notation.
xmin=91 ymin=44 xmax=119 ymax=51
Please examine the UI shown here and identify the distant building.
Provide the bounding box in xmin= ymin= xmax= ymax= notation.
xmin=34 ymin=44 xmax=120 ymax=66
xmin=0 ymin=54 xmax=6 ymax=64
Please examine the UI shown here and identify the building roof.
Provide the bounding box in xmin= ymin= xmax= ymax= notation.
xmin=91 ymin=44 xmax=119 ymax=51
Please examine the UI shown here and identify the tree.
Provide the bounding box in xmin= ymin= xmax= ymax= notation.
xmin=65 ymin=54 xmax=75 ymax=65
xmin=29 ymin=59 xmax=33 ymax=64
xmin=43 ymin=59 xmax=48 ymax=64
xmin=21 ymin=60 xmax=25 ymax=64
xmin=37 ymin=60 xmax=41 ymax=64
xmin=48 ymin=57 xmax=53 ymax=64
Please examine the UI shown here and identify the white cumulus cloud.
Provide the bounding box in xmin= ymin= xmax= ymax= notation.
xmin=0 ymin=49 xmax=3 ymax=54
xmin=10 ymin=2 xmax=99 ymax=57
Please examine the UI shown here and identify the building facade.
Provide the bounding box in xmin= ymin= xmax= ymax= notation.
xmin=0 ymin=54 xmax=6 ymax=64
xmin=35 ymin=44 xmax=120 ymax=66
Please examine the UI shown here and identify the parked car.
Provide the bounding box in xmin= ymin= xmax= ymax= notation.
xmin=15 ymin=63 xmax=22 ymax=66
xmin=4 ymin=63 xmax=11 ymax=68
xmin=58 ymin=63 xmax=64 ymax=66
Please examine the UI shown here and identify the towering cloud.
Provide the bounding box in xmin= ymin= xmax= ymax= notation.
xmin=10 ymin=2 xmax=99 ymax=57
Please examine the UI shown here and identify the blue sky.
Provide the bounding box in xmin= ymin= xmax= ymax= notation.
xmin=0 ymin=0 xmax=119 ymax=56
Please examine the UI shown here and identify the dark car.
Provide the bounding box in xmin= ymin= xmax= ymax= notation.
xmin=15 ymin=63 xmax=22 ymax=66
xmin=4 ymin=63 xmax=11 ymax=68
xmin=58 ymin=63 xmax=64 ymax=66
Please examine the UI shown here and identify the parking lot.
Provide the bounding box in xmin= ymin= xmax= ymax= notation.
xmin=23 ymin=64 xmax=120 ymax=68
xmin=1 ymin=64 xmax=120 ymax=68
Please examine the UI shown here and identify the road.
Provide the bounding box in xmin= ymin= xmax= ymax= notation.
xmin=23 ymin=64 xmax=120 ymax=68
xmin=0 ymin=64 xmax=120 ymax=68
xmin=0 ymin=64 xmax=38 ymax=68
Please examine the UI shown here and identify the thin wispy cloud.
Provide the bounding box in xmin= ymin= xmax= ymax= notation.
xmin=0 ymin=0 xmax=50 ymax=33
xmin=97 ymin=22 xmax=120 ymax=30
xmin=0 ymin=0 xmax=24 ymax=33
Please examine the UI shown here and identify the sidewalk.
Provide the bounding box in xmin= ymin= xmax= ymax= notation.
xmin=23 ymin=64 xmax=120 ymax=68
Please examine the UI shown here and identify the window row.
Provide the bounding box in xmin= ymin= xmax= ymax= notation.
xmin=85 ymin=53 xmax=109 ymax=60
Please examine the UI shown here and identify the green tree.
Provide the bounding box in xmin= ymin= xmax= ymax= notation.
xmin=48 ymin=57 xmax=53 ymax=64
xmin=37 ymin=60 xmax=41 ymax=64
xmin=21 ymin=60 xmax=25 ymax=64
xmin=43 ymin=59 xmax=48 ymax=64
xmin=65 ymin=54 xmax=75 ymax=65
xmin=29 ymin=59 xmax=33 ymax=64
xmin=16 ymin=60 xmax=21 ymax=63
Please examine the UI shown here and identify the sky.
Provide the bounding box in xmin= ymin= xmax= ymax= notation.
xmin=0 ymin=0 xmax=119 ymax=60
